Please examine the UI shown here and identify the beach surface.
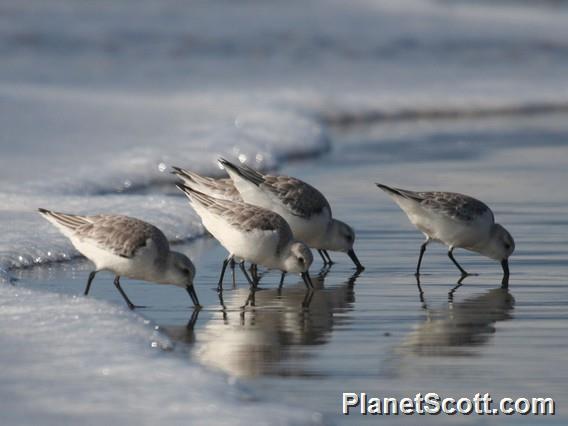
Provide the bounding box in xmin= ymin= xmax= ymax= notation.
xmin=1 ymin=1 xmax=568 ymax=424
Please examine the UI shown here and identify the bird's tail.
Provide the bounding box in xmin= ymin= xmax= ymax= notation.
xmin=171 ymin=166 xmax=213 ymax=188
xmin=176 ymin=183 xmax=220 ymax=209
xmin=38 ymin=208 xmax=91 ymax=235
xmin=218 ymin=158 xmax=264 ymax=186
xmin=376 ymin=183 xmax=401 ymax=196
xmin=375 ymin=183 xmax=422 ymax=202
xmin=172 ymin=166 xmax=198 ymax=184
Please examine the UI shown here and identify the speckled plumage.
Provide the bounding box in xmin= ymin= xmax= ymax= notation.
xmin=231 ymin=163 xmax=330 ymax=219
xmin=40 ymin=210 xmax=170 ymax=260
xmin=38 ymin=208 xmax=200 ymax=308
xmin=376 ymin=183 xmax=514 ymax=281
xmin=390 ymin=188 xmax=493 ymax=223
xmin=177 ymin=182 xmax=314 ymax=290
xmin=182 ymin=187 xmax=294 ymax=253
xmin=260 ymin=174 xmax=330 ymax=218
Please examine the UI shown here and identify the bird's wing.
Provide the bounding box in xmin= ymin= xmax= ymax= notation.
xmin=261 ymin=175 xmax=331 ymax=219
xmin=415 ymin=191 xmax=494 ymax=223
xmin=75 ymin=215 xmax=169 ymax=258
xmin=178 ymin=184 xmax=294 ymax=247
xmin=218 ymin=158 xmax=331 ymax=219
xmin=376 ymin=184 xmax=494 ymax=223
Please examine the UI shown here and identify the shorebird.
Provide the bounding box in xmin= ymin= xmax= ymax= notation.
xmin=172 ymin=164 xmax=342 ymax=284
xmin=38 ymin=209 xmax=200 ymax=308
xmin=376 ymin=184 xmax=514 ymax=284
xmin=216 ymin=158 xmax=364 ymax=270
xmin=172 ymin=166 xmax=246 ymax=282
xmin=176 ymin=183 xmax=314 ymax=292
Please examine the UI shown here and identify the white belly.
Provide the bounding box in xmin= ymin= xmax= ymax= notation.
xmin=71 ymin=237 xmax=159 ymax=280
xmin=408 ymin=209 xmax=492 ymax=248
xmin=200 ymin=211 xmax=283 ymax=270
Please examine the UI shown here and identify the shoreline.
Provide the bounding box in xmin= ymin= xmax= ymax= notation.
xmin=3 ymin=112 xmax=568 ymax=424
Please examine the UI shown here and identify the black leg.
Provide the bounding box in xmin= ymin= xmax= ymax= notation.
xmin=448 ymin=248 xmax=468 ymax=276
xmin=113 ymin=276 xmax=140 ymax=309
xmin=186 ymin=285 xmax=201 ymax=308
xmin=347 ymin=249 xmax=364 ymax=271
xmin=501 ymin=259 xmax=510 ymax=288
xmin=254 ymin=264 xmax=261 ymax=285
xmin=278 ymin=271 xmax=287 ymax=288
xmin=318 ymin=249 xmax=327 ymax=264
xmin=250 ymin=264 xmax=259 ymax=283
xmin=218 ymin=292 xmax=227 ymax=311
xmin=217 ymin=257 xmax=232 ymax=292
xmin=415 ymin=274 xmax=426 ymax=307
xmin=230 ymin=259 xmax=236 ymax=289
xmin=415 ymin=239 xmax=430 ymax=276
xmin=84 ymin=271 xmax=97 ymax=295
xmin=238 ymin=262 xmax=256 ymax=288
xmin=322 ymin=250 xmax=334 ymax=264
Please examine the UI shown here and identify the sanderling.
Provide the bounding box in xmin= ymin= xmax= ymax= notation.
xmin=38 ymin=208 xmax=200 ymax=308
xmin=172 ymin=166 xmax=245 ymax=283
xmin=172 ymin=165 xmax=306 ymax=285
xmin=176 ymin=183 xmax=314 ymax=291
xmin=376 ymin=184 xmax=514 ymax=285
xmin=217 ymin=158 xmax=364 ymax=270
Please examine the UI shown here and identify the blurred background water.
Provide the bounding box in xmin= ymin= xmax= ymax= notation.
xmin=1 ymin=0 xmax=568 ymax=424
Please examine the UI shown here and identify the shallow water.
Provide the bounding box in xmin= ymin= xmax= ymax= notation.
xmin=3 ymin=1 xmax=568 ymax=424
xmin=14 ymin=112 xmax=568 ymax=424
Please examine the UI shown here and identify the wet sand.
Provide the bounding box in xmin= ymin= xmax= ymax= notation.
xmin=14 ymin=113 xmax=568 ymax=424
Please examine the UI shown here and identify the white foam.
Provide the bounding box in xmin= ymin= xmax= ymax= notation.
xmin=0 ymin=285 xmax=322 ymax=425
xmin=0 ymin=87 xmax=329 ymax=270
xmin=2 ymin=0 xmax=568 ymax=269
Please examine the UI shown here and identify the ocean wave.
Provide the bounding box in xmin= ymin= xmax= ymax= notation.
xmin=0 ymin=85 xmax=330 ymax=271
xmin=323 ymin=100 xmax=568 ymax=126
xmin=2 ymin=87 xmax=568 ymax=272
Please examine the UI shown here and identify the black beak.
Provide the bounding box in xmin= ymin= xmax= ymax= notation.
xmin=301 ymin=272 xmax=313 ymax=289
xmin=347 ymin=249 xmax=365 ymax=271
xmin=501 ymin=259 xmax=510 ymax=288
xmin=186 ymin=285 xmax=201 ymax=308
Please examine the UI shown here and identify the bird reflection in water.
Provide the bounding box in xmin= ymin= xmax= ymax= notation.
xmin=192 ymin=269 xmax=360 ymax=378
xmin=157 ymin=309 xmax=201 ymax=348
xmin=401 ymin=276 xmax=515 ymax=357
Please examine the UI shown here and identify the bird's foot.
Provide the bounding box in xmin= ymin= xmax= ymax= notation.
xmin=127 ymin=304 xmax=147 ymax=310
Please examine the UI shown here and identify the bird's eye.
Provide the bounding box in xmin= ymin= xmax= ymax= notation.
xmin=298 ymin=257 xmax=304 ymax=263
xmin=504 ymin=243 xmax=511 ymax=250
xmin=346 ymin=235 xmax=353 ymax=242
